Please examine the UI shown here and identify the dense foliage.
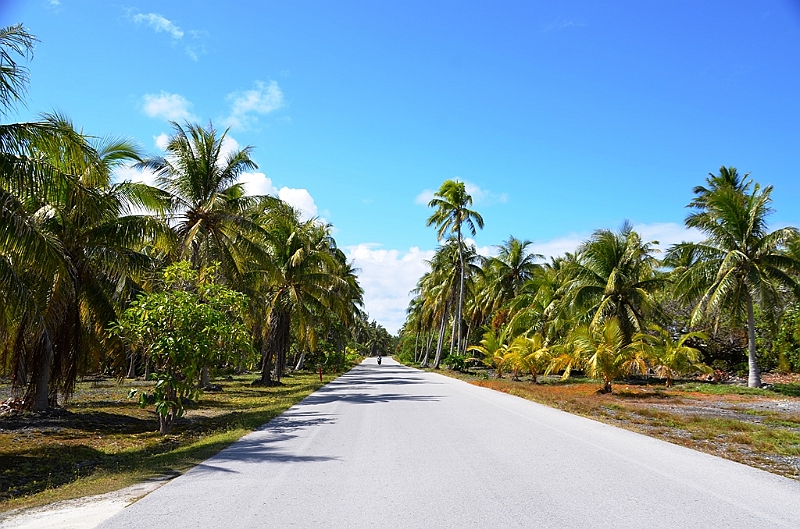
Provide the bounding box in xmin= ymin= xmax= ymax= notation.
xmin=402 ymin=174 xmax=800 ymax=391
xmin=0 ymin=25 xmax=381 ymax=430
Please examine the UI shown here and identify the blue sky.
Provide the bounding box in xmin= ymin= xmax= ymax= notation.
xmin=4 ymin=1 xmax=800 ymax=333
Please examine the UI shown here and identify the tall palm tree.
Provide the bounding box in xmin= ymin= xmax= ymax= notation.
xmin=136 ymin=121 xmax=264 ymax=280
xmin=668 ymin=177 xmax=800 ymax=387
xmin=250 ymin=199 xmax=358 ymax=384
xmin=426 ymin=179 xmax=484 ymax=358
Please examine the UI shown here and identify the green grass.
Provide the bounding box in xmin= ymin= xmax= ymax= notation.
xmin=0 ymin=370 xmax=341 ymax=512
xmin=673 ymin=382 xmax=774 ymax=396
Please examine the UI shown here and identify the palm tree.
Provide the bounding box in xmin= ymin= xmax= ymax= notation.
xmin=504 ymin=334 xmax=550 ymax=383
xmin=550 ymin=319 xmax=649 ymax=393
xmin=468 ymin=327 xmax=510 ymax=378
xmin=0 ymin=24 xmax=35 ymax=116
xmin=426 ymin=180 xmax=484 ymax=359
xmin=482 ymin=236 xmax=543 ymax=314
xmin=668 ymin=175 xmax=800 ymax=387
xmin=136 ymin=121 xmax=264 ymax=280
xmin=250 ymin=200 xmax=358 ymax=384
xmin=562 ymin=222 xmax=663 ymax=344
xmin=2 ymin=116 xmax=171 ymax=409
xmin=639 ymin=325 xmax=710 ymax=387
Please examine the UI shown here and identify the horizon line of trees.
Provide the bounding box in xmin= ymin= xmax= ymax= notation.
xmin=0 ymin=24 xmax=391 ymax=425
xmin=399 ymin=170 xmax=800 ymax=391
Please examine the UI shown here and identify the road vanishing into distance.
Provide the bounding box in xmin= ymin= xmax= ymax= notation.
xmin=99 ymin=358 xmax=800 ymax=528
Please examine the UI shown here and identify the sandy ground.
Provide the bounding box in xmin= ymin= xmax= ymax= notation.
xmin=0 ymin=478 xmax=168 ymax=529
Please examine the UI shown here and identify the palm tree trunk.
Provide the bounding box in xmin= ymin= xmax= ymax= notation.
xmin=126 ymin=348 xmax=137 ymax=379
xmin=270 ymin=309 xmax=291 ymax=383
xmin=30 ymin=334 xmax=54 ymax=411
xmin=746 ymin=295 xmax=762 ymax=388
xmin=295 ymin=351 xmax=306 ymax=371
xmin=433 ymin=306 xmax=448 ymax=369
xmin=456 ymin=229 xmax=465 ymax=359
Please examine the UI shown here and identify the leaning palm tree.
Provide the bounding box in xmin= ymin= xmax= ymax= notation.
xmin=668 ymin=177 xmax=800 ymax=387
xmin=426 ymin=180 xmax=484 ymax=358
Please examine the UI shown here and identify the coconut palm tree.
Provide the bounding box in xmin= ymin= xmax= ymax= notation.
xmin=250 ymin=200 xmax=358 ymax=384
xmin=135 ymin=121 xmax=265 ymax=281
xmin=482 ymin=236 xmax=543 ymax=314
xmin=2 ymin=115 xmax=172 ymax=409
xmin=639 ymin=325 xmax=710 ymax=387
xmin=504 ymin=333 xmax=550 ymax=383
xmin=668 ymin=176 xmax=800 ymax=387
xmin=562 ymin=222 xmax=663 ymax=345
xmin=468 ymin=327 xmax=510 ymax=378
xmin=426 ymin=180 xmax=484 ymax=358
xmin=550 ymin=318 xmax=649 ymax=393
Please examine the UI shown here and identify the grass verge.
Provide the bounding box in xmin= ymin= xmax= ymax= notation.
xmin=0 ymin=371 xmax=337 ymax=513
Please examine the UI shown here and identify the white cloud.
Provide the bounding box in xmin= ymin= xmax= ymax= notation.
xmin=415 ymin=180 xmax=507 ymax=206
xmin=346 ymin=244 xmax=436 ymax=335
xmin=633 ymin=222 xmax=704 ymax=253
xmin=223 ymin=81 xmax=284 ymax=130
xmin=236 ymin=172 xmax=319 ymax=222
xmin=278 ymin=188 xmax=318 ymax=221
xmin=112 ymin=165 xmax=156 ymax=187
xmin=142 ymin=92 xmax=198 ymax=122
xmin=542 ymin=18 xmax=585 ymax=33
xmin=530 ymin=234 xmax=586 ymax=261
xmin=414 ymin=189 xmax=436 ymax=205
xmin=185 ymin=45 xmax=205 ymax=62
xmin=464 ymin=181 xmax=508 ymax=206
xmin=154 ymin=133 xmax=170 ymax=151
xmin=528 ymin=222 xmax=705 ymax=262
xmin=238 ymin=172 xmax=278 ymax=196
xmin=131 ymin=13 xmax=184 ymax=39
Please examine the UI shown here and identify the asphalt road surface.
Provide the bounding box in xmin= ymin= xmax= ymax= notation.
xmin=98 ymin=358 xmax=800 ymax=528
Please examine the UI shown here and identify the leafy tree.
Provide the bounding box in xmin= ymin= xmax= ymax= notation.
xmin=112 ymin=262 xmax=253 ymax=434
xmin=426 ymin=180 xmax=484 ymax=359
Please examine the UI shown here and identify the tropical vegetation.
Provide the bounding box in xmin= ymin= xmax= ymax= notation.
xmin=0 ymin=24 xmax=378 ymax=431
xmin=399 ymin=170 xmax=800 ymax=392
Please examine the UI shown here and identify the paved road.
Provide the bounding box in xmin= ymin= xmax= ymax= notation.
xmin=98 ymin=358 xmax=800 ymax=528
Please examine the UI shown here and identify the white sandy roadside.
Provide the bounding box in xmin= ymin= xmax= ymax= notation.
xmin=0 ymin=478 xmax=168 ymax=529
